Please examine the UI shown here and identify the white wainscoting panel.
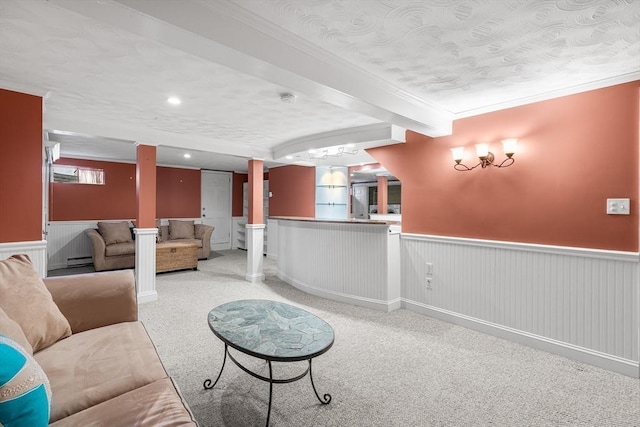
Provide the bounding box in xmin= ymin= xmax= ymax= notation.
xmin=134 ymin=228 xmax=157 ymax=304
xmin=266 ymin=218 xmax=278 ymax=259
xmin=277 ymin=220 xmax=400 ymax=311
xmin=0 ymin=240 xmax=48 ymax=278
xmin=401 ymin=234 xmax=639 ymax=377
xmin=47 ymin=218 xmax=203 ymax=270
xmin=47 ymin=221 xmax=98 ymax=270
xmin=245 ymin=224 xmax=265 ymax=283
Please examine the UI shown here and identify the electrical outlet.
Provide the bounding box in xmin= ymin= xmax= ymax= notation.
xmin=606 ymin=198 xmax=630 ymax=215
xmin=426 ymin=277 xmax=432 ymax=290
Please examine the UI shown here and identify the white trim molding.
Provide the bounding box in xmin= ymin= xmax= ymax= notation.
xmin=134 ymin=228 xmax=158 ymax=304
xmin=0 ymin=240 xmax=48 ymax=278
xmin=402 ymin=233 xmax=640 ymax=262
xmin=403 ymin=300 xmax=639 ymax=378
xmin=245 ymin=223 xmax=265 ymax=283
xmin=278 ymin=270 xmax=401 ymax=312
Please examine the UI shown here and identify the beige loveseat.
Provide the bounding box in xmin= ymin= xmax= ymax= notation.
xmin=0 ymin=254 xmax=197 ymax=426
xmin=86 ymin=220 xmax=214 ymax=271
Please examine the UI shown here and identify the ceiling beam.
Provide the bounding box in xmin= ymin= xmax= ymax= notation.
xmin=52 ymin=0 xmax=453 ymax=137
xmin=272 ymin=123 xmax=405 ymax=160
xmin=44 ymin=110 xmax=272 ymax=160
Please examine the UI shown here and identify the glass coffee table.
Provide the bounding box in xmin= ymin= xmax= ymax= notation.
xmin=203 ymin=299 xmax=334 ymax=426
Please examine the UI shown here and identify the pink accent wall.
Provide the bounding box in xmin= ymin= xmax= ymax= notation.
xmin=268 ymin=165 xmax=315 ymax=217
xmin=50 ymin=158 xmax=136 ymax=220
xmin=248 ymin=159 xmax=264 ymax=224
xmin=368 ymin=81 xmax=639 ymax=252
xmin=136 ymin=145 xmax=157 ymax=228
xmin=377 ymin=176 xmax=388 ymax=214
xmin=50 ymin=158 xmax=200 ymax=221
xmin=156 ymin=166 xmax=201 ymax=218
xmin=232 ymin=172 xmax=248 ymax=217
xmin=0 ymin=89 xmax=42 ymax=243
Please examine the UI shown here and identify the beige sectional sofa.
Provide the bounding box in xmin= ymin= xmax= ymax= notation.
xmin=0 ymin=254 xmax=197 ymax=426
xmin=86 ymin=220 xmax=214 ymax=271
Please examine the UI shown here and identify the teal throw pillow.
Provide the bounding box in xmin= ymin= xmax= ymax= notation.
xmin=0 ymin=334 xmax=51 ymax=427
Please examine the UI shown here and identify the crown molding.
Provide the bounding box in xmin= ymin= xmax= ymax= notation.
xmin=454 ymin=73 xmax=640 ymax=119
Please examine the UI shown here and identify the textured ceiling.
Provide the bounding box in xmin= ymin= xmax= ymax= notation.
xmin=231 ymin=0 xmax=640 ymax=115
xmin=0 ymin=0 xmax=638 ymax=172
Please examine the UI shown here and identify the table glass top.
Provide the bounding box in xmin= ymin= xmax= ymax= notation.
xmin=208 ymin=300 xmax=334 ymax=361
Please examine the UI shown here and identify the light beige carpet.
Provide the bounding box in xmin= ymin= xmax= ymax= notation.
xmin=139 ymin=250 xmax=639 ymax=427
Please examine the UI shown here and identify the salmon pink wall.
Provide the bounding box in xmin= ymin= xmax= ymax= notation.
xmin=156 ymin=167 xmax=200 ymax=218
xmin=248 ymin=160 xmax=264 ymax=224
xmin=50 ymin=158 xmax=137 ymax=220
xmin=136 ymin=145 xmax=157 ymax=228
xmin=232 ymin=172 xmax=248 ymax=216
xmin=50 ymin=158 xmax=201 ymax=220
xmin=268 ymin=165 xmax=315 ymax=217
xmin=232 ymin=171 xmax=270 ymax=217
xmin=368 ymin=82 xmax=639 ymax=252
xmin=0 ymin=89 xmax=42 ymax=243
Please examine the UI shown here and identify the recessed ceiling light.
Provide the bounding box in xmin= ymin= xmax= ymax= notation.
xmin=167 ymin=96 xmax=181 ymax=105
xmin=346 ymin=143 xmax=355 ymax=148
xmin=183 ymin=153 xmax=191 ymax=159
xmin=308 ymin=149 xmax=316 ymax=154
xmin=286 ymin=155 xmax=293 ymax=160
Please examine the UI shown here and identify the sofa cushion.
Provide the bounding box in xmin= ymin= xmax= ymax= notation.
xmin=35 ymin=321 xmax=169 ymax=423
xmin=104 ymin=242 xmax=136 ymax=257
xmin=49 ymin=377 xmax=197 ymax=427
xmin=97 ymin=221 xmax=133 ymax=245
xmin=0 ymin=334 xmax=52 ymax=427
xmin=0 ymin=306 xmax=33 ymax=354
xmin=169 ymin=220 xmax=195 ymax=240
xmin=0 ymin=255 xmax=72 ymax=352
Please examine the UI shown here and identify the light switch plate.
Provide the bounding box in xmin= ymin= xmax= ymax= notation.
xmin=606 ymin=198 xmax=630 ymax=215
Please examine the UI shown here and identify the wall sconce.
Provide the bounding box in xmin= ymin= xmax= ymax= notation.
xmin=451 ymin=138 xmax=518 ymax=171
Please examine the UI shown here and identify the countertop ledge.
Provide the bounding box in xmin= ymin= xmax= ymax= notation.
xmin=269 ymin=216 xmax=401 ymax=226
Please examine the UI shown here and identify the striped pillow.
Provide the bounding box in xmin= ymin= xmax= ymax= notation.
xmin=0 ymin=334 xmax=51 ymax=427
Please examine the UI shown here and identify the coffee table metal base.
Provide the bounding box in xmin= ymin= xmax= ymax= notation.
xmin=203 ymin=343 xmax=331 ymax=426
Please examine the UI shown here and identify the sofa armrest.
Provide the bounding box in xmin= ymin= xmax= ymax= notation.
xmin=86 ymin=229 xmax=107 ymax=272
xmin=43 ymin=270 xmax=138 ymax=334
xmin=195 ymin=224 xmax=214 ymax=255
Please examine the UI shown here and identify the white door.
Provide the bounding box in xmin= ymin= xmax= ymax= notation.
xmin=201 ymin=171 xmax=232 ymax=250
xmin=352 ymin=185 xmax=368 ymax=219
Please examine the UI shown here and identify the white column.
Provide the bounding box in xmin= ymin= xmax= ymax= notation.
xmin=245 ymin=223 xmax=265 ymax=283
xmin=134 ymin=228 xmax=157 ymax=303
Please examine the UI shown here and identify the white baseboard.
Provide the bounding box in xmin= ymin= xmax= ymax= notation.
xmin=137 ymin=291 xmax=158 ymax=304
xmin=245 ymin=273 xmax=264 ymax=283
xmin=211 ymin=242 xmax=231 ymax=251
xmin=402 ymin=299 xmax=639 ymax=378
xmin=278 ymin=270 xmax=401 ymax=313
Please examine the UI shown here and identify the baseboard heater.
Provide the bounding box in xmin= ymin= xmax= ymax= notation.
xmin=67 ymin=256 xmax=93 ymax=267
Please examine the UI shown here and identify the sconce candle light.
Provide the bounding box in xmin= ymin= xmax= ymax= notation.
xmin=451 ymin=138 xmax=518 ymax=171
